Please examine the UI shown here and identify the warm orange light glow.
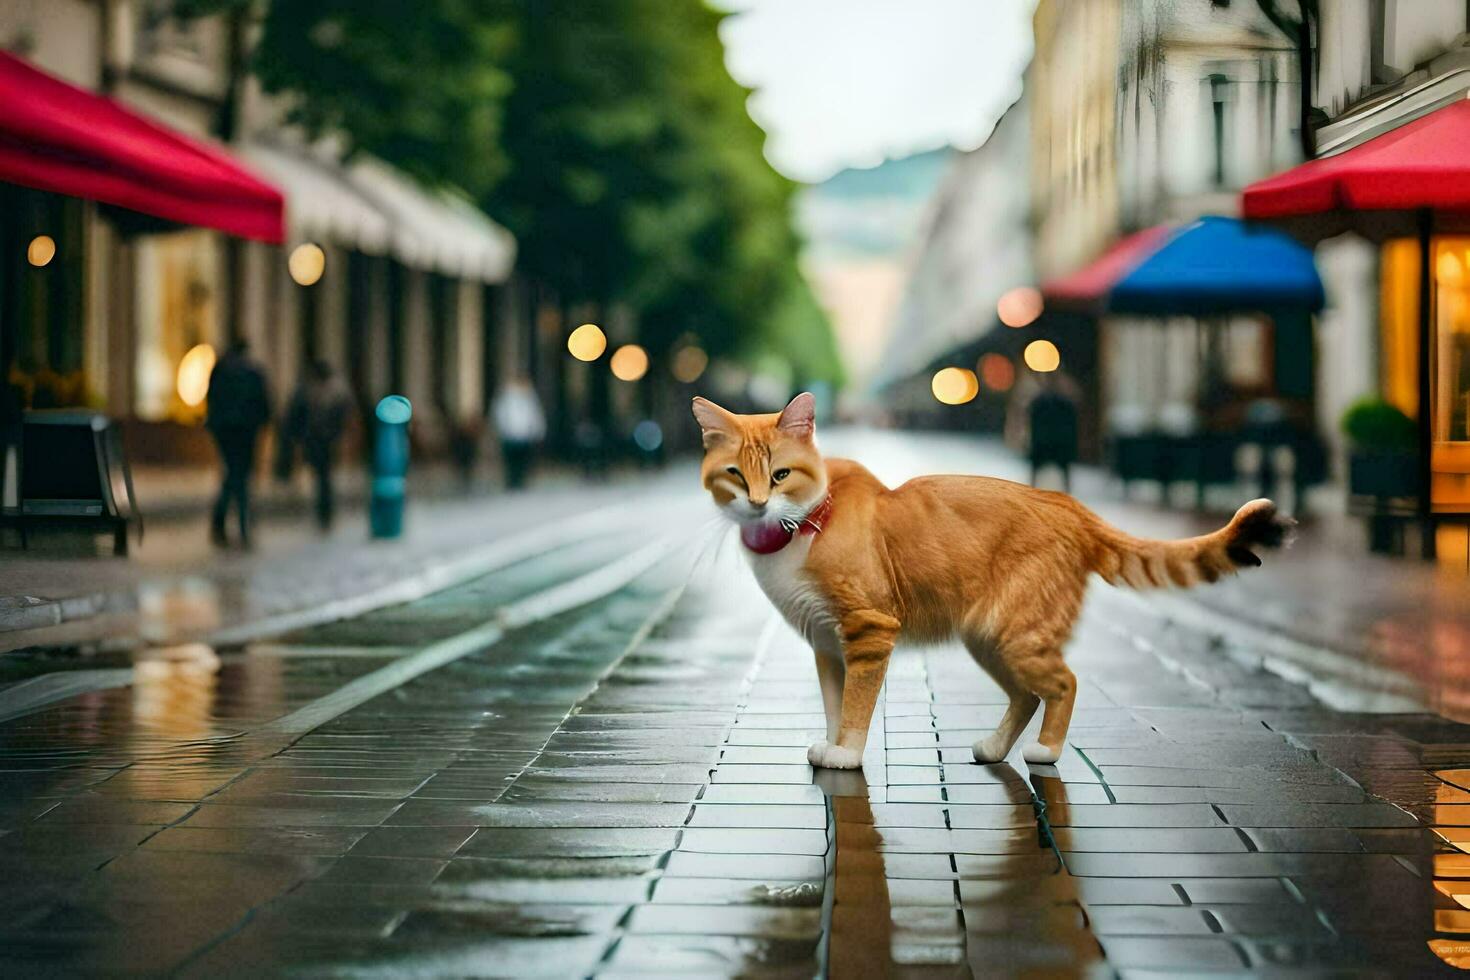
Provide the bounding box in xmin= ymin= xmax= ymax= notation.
xmin=288 ymin=243 xmax=326 ymax=286
xmin=610 ymin=344 xmax=649 ymax=381
xmin=1440 ymin=250 xmax=1465 ymax=287
xmin=997 ymin=286 xmax=1043 ymax=328
xmin=1024 ymin=339 xmax=1061 ymax=373
xmin=567 ymin=323 xmax=607 ymax=361
xmin=931 ymin=367 xmax=979 ymax=405
xmin=671 ymin=345 xmax=708 ymax=383
xmin=978 ymin=353 xmax=1015 ymax=392
xmin=27 ymin=235 xmax=55 ymax=267
xmin=176 ymin=344 xmax=217 ymax=408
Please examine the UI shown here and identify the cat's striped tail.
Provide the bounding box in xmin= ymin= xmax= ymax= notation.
xmin=1089 ymin=499 xmax=1294 ymax=590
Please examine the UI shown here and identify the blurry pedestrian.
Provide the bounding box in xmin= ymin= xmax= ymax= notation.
xmin=1027 ymin=375 xmax=1079 ymax=493
xmin=284 ymin=360 xmax=354 ymax=530
xmin=448 ymin=417 xmax=483 ymax=490
xmin=574 ymin=420 xmax=607 ymax=478
xmin=491 ymin=377 xmax=545 ymax=490
xmin=206 ymin=338 xmax=271 ymax=548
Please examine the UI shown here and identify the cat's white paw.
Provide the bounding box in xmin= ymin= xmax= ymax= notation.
xmin=971 ymin=734 xmax=1010 ymax=764
xmin=807 ymin=741 xmax=864 ymax=769
xmin=1021 ymin=741 xmax=1062 ymax=765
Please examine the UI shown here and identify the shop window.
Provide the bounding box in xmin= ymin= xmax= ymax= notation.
xmin=1208 ymin=73 xmax=1231 ymax=187
xmin=133 ymin=228 xmax=220 ymax=422
xmin=2 ymin=186 xmax=88 ymax=409
xmin=1379 ymin=238 xmax=1420 ymax=419
xmin=1434 ymin=236 xmax=1470 ymax=508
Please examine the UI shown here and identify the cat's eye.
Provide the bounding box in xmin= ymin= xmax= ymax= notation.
xmin=724 ymin=465 xmax=746 ymax=486
xmin=772 ymin=468 xmax=791 ymax=483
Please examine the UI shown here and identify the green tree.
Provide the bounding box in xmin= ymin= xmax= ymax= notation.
xmin=174 ymin=0 xmax=513 ymax=196
xmin=178 ymin=0 xmax=841 ymax=387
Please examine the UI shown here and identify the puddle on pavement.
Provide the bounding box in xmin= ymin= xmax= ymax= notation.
xmin=1429 ymin=769 xmax=1470 ymax=967
xmin=813 ymin=761 xmax=1104 ymax=976
xmin=0 ymin=536 xmax=657 ymax=811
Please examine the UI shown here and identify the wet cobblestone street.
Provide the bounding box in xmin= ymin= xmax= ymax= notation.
xmin=2 ymin=435 xmax=1470 ymax=976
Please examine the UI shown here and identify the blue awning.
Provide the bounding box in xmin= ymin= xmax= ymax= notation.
xmin=1108 ymin=216 xmax=1325 ymax=316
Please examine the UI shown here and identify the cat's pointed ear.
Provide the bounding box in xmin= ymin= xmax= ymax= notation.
xmin=692 ymin=396 xmax=736 ymax=448
xmin=777 ymin=392 xmax=816 ymax=440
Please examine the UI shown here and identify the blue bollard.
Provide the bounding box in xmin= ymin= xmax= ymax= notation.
xmin=370 ymin=395 xmax=412 ymax=539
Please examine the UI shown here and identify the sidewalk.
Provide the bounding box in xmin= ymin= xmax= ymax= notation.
xmin=0 ymin=463 xmax=667 ymax=654
xmin=0 ymin=543 xmax=1463 ymax=975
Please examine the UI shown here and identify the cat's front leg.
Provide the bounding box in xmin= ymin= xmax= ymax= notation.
xmin=805 ymin=632 xmax=845 ymax=764
xmin=808 ymin=609 xmax=898 ymax=770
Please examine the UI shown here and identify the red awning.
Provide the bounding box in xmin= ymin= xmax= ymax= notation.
xmin=0 ymin=52 xmax=284 ymax=243
xmin=1243 ymin=99 xmax=1470 ymax=220
xmin=1040 ymin=224 xmax=1175 ymax=308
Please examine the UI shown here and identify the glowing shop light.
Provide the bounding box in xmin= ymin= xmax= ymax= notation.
xmin=997 ymin=286 xmax=1043 ymax=328
xmin=27 ymin=235 xmax=55 ymax=267
xmin=979 ymin=353 xmax=1015 ymax=392
xmin=1024 ymin=339 xmax=1061 ymax=373
xmin=288 ymin=243 xmax=326 ymax=286
xmin=610 ymin=344 xmax=649 ymax=382
xmin=931 ymin=367 xmax=979 ymax=405
xmin=567 ymin=323 xmax=607 ymax=362
xmin=176 ymin=343 xmax=218 ymax=407
xmin=671 ymin=345 xmax=709 ymax=383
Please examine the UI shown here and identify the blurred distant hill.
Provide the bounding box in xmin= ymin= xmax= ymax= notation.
xmin=796 ymin=147 xmax=952 ymax=389
xmin=797 ymin=147 xmax=951 ymax=260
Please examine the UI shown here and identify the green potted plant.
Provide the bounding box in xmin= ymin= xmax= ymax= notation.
xmin=1341 ymin=396 xmax=1418 ymax=499
xmin=1341 ymin=396 xmax=1418 ymax=553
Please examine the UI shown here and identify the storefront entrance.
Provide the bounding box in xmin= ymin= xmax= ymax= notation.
xmin=1381 ymin=236 xmax=1470 ymax=564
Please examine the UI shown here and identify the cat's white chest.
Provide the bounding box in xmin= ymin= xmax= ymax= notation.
xmin=745 ymin=536 xmax=836 ymax=643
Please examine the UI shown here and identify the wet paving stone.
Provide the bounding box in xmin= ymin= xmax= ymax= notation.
xmin=602 ymin=934 xmax=819 ymax=978
xmin=628 ymin=903 xmax=824 ymax=941
xmin=7 ymin=508 xmax=1470 ymax=976
xmin=687 ymin=803 xmax=826 ymax=829
xmin=142 ymin=824 xmax=367 ymax=856
xmin=457 ymin=826 xmax=679 ymax=859
xmin=663 ymin=850 xmax=829 ymax=881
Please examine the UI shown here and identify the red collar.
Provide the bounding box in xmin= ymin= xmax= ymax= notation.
xmin=740 ymin=495 xmax=833 ymax=555
xmin=799 ymin=495 xmax=833 ymax=536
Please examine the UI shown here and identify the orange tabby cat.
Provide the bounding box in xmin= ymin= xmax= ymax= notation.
xmin=694 ymin=392 xmax=1292 ymax=769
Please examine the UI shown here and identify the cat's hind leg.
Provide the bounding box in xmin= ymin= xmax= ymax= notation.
xmin=987 ymin=573 xmax=1085 ymax=766
xmin=1011 ymin=652 xmax=1076 ymax=766
xmin=972 ymin=684 xmax=1040 ymax=764
xmin=963 ymin=635 xmax=1040 ymax=764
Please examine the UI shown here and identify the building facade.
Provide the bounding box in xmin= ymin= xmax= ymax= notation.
xmin=1308 ymin=1 xmax=1470 ymax=549
xmin=0 ymin=0 xmax=521 ymax=473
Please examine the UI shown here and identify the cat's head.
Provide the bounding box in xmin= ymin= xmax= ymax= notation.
xmin=692 ymin=392 xmax=827 ymax=526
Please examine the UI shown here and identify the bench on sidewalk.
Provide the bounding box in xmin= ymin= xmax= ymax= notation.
xmin=2 ymin=411 xmax=143 ymax=556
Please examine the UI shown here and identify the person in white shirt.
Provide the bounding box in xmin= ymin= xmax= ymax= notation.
xmin=491 ymin=376 xmax=546 ymax=490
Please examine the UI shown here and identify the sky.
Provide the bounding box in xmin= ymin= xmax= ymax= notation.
xmin=717 ymin=0 xmax=1037 ymax=183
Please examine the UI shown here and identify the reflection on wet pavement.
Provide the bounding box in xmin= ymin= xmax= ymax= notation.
xmin=4 ymin=499 xmax=1470 ymax=974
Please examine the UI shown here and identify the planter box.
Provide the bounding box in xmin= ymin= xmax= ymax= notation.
xmin=1348 ymin=450 xmax=1418 ymax=500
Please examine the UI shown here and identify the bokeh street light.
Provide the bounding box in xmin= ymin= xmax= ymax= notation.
xmin=288 ymin=243 xmax=326 ymax=286
xmin=567 ymin=323 xmax=607 ymax=361
xmin=27 ymin=234 xmax=55 ymax=267
xmin=610 ymin=343 xmax=649 ymax=381
xmin=931 ymin=366 xmax=979 ymax=405
xmin=997 ymin=286 xmax=1043 ymax=328
xmin=978 ymin=353 xmax=1015 ymax=392
xmin=671 ymin=344 xmax=708 ymax=383
xmin=1023 ymin=339 xmax=1061 ymax=373
xmin=176 ymin=343 xmax=217 ymax=407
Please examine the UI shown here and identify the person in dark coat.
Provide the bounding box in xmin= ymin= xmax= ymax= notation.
xmin=207 ymin=339 xmax=272 ymax=548
xmin=284 ymin=360 xmax=354 ymax=530
xmin=1028 ymin=377 xmax=1079 ymax=493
